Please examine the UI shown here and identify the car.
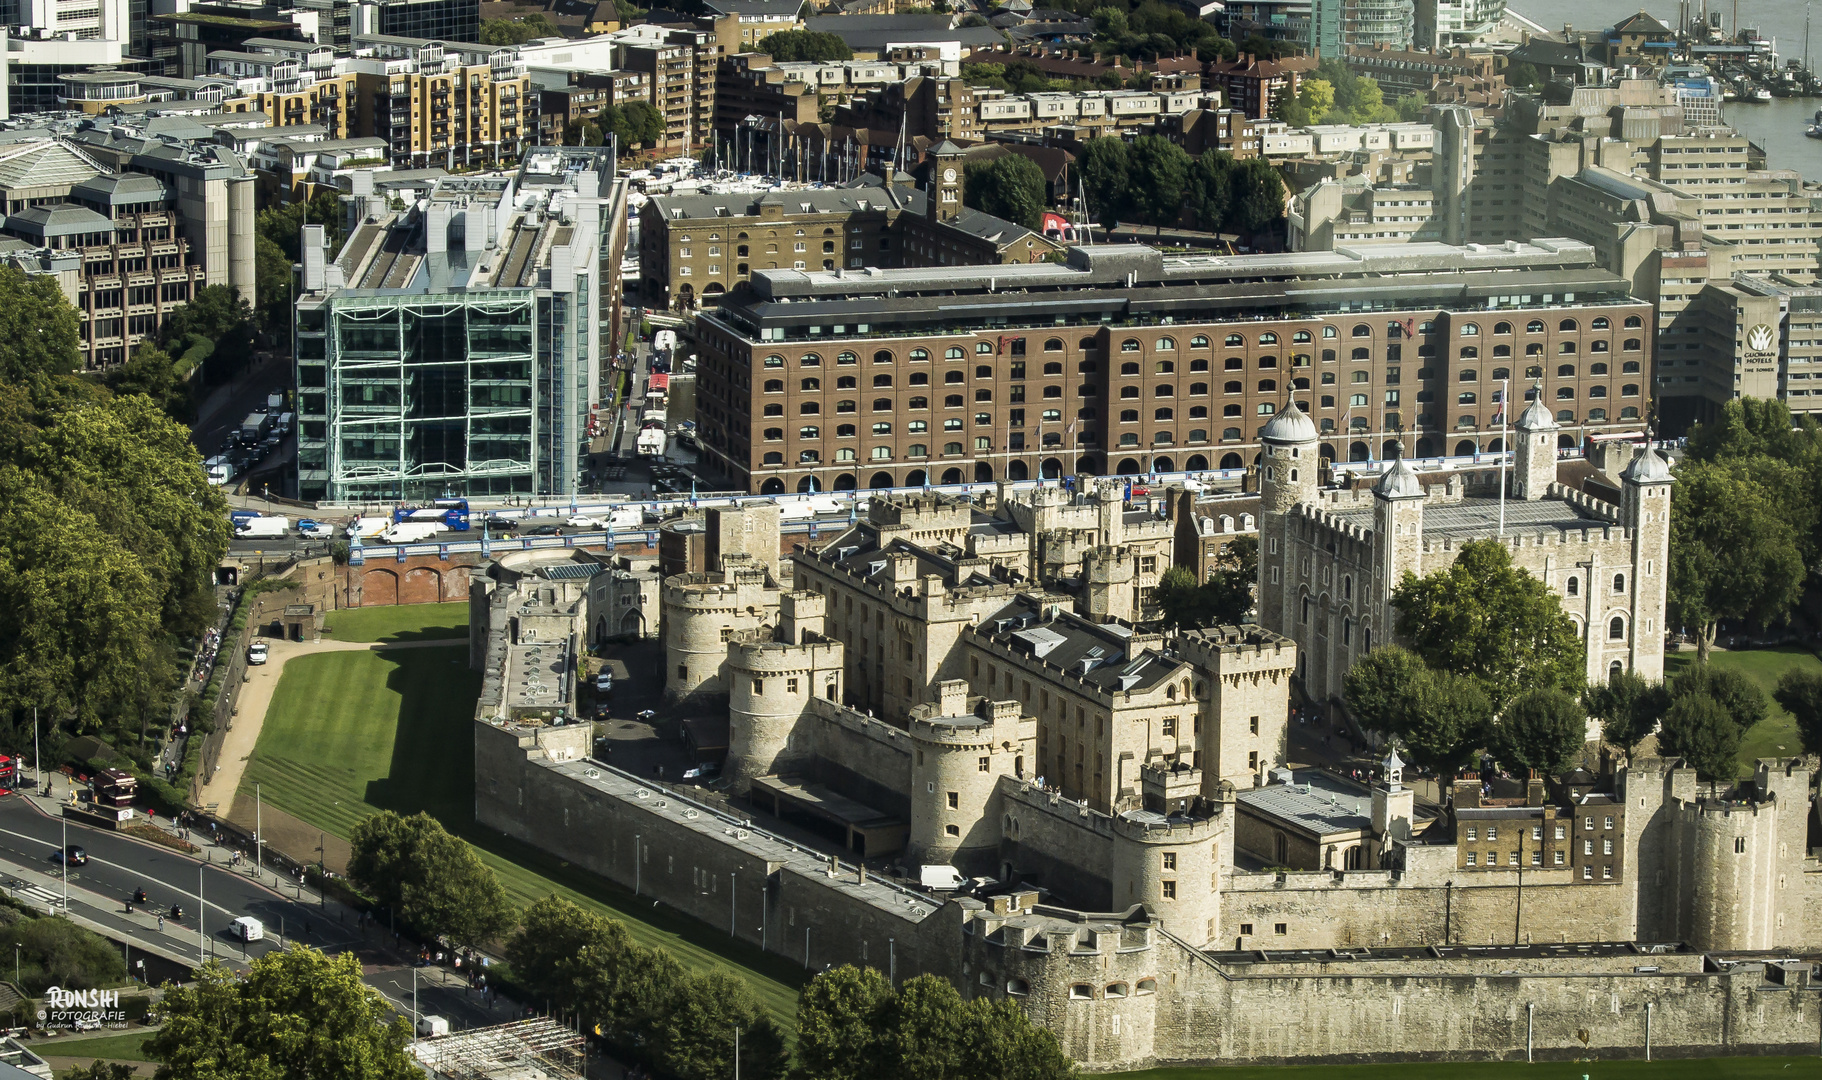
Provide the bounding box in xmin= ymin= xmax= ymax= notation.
xmin=297 ymin=520 xmax=334 ymax=540
xmin=52 ymin=845 xmax=86 ymax=866
xmin=566 ymin=515 xmax=606 ymax=529
xmin=529 ymin=524 xmax=562 ymax=536
xmin=247 ymin=642 xmax=269 ymax=665
xmin=595 ymin=672 xmax=613 ymax=694
xmin=484 ymin=515 xmax=519 ymax=532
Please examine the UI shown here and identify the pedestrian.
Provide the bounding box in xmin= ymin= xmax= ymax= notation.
xmin=158 ymin=916 xmax=164 ymax=931
xmin=305 ymin=921 xmax=311 ymax=938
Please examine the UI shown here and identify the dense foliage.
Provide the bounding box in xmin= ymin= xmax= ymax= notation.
xmin=479 ymin=14 xmax=559 ymax=44
xmin=1773 ymin=669 xmax=1822 ymax=757
xmin=1078 ymin=138 xmax=1284 ymax=237
xmin=0 ymin=268 xmax=229 ymax=753
xmin=508 ymin=897 xmax=783 ymax=1080
xmin=148 ymin=949 xmax=416 ymax=1080
xmin=963 ymin=154 xmax=1048 ymax=230
xmin=755 ymin=30 xmax=852 ymax=62
xmin=1156 ymin=536 xmax=1257 ymax=628
xmin=794 ymin=966 xmax=1075 ymax=1080
xmin=348 ymin=811 xmax=515 ymax=948
xmin=0 ymin=915 xmax=126 ymax=994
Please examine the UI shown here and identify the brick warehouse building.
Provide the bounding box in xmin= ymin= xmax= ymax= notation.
xmin=694 ymin=239 xmax=1654 ymax=494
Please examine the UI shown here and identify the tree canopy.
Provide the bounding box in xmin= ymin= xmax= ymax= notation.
xmin=756 ymin=29 xmax=852 ymax=62
xmin=1 ymin=915 xmax=125 ymax=994
xmin=508 ymin=896 xmax=784 ymax=1079
xmin=1773 ymin=669 xmax=1822 ymax=757
xmin=1490 ymin=687 xmax=1586 ymax=777
xmin=1582 ymin=670 xmax=1670 ymax=755
xmin=1155 ymin=536 xmax=1255 ymax=629
xmin=1390 ymin=539 xmax=1586 ymax=707
xmin=1657 ymin=693 xmax=1741 ymax=780
xmin=1342 ymin=646 xmax=1492 ymax=777
xmin=479 ymin=14 xmax=558 ymax=44
xmin=1671 ymin=662 xmax=1768 ymax=735
xmin=148 ymin=948 xmax=417 ymax=1080
xmin=348 ymin=811 xmax=515 ymax=948
xmin=795 ymin=967 xmax=1074 ymax=1080
xmin=963 ymin=154 xmax=1048 ymax=230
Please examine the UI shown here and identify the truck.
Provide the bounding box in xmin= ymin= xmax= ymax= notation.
xmin=204 ymin=456 xmax=233 ymax=486
xmin=266 ymin=392 xmax=285 ymax=413
xmin=391 ymin=497 xmax=471 ymax=531
xmin=606 ymin=507 xmax=642 ymax=531
xmin=652 ymin=329 xmax=678 ymax=353
xmin=235 ymin=516 xmax=290 ymax=539
xmin=275 ymin=412 xmax=294 ymax=436
xmin=239 ymin=412 xmax=273 ymax=444
xmin=346 ymin=516 xmax=391 ymax=540
xmin=229 ymin=509 xmax=261 ymax=528
xmin=380 ymin=521 xmax=445 ymax=544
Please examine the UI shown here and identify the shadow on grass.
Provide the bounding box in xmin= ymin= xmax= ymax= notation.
xmin=359 ymin=647 xmax=810 ymax=999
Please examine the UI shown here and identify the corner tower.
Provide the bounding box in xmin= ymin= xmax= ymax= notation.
xmin=1256 ymin=404 xmax=1318 ymax=637
xmin=1619 ymin=448 xmax=1673 ymax=680
xmin=1512 ymin=396 xmax=1558 ymax=500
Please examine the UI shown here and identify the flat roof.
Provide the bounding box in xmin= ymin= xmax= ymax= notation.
xmin=1237 ymin=771 xmax=1376 ymax=837
xmin=1327 ymin=494 xmax=1613 ymax=539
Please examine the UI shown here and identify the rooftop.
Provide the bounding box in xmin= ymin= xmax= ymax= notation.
xmin=1326 ymin=494 xmax=1613 ymax=539
xmin=1237 ymin=770 xmax=1377 ymax=837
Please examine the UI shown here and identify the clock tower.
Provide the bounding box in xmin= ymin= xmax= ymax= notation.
xmin=927 ymin=140 xmax=965 ymax=224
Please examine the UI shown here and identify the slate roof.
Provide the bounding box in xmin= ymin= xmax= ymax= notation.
xmin=70 ymin=172 xmax=168 ymax=206
xmin=972 ymin=599 xmax=1187 ymax=697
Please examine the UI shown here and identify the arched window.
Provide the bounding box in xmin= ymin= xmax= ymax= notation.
xmin=1620 ymin=406 xmax=1639 ymax=419
xmin=1613 ymin=573 xmax=1626 ymax=594
xmin=1589 ymin=362 xmax=1608 ymax=376
xmin=1557 ymin=364 xmax=1576 ymax=378
xmin=1494 ymin=321 xmax=1512 ymax=335
xmin=763 ymin=379 xmax=784 ymax=393
xmin=873 ymin=374 xmax=892 ymax=387
xmin=836 ymin=352 xmax=857 ymax=365
xmin=1566 ymin=576 xmax=1579 ymax=596
xmin=1122 ymin=338 xmax=1141 ymax=352
xmin=908 ymin=348 xmax=929 ymax=361
xmin=1459 ymin=323 xmax=1479 ymax=337
xmin=1294 ymin=329 xmax=1313 ymax=343
xmin=1588 ymin=386 xmax=1608 ymax=398
xmin=1460 ymin=346 xmax=1478 ymax=359
xmin=1044 ymin=338 xmax=1063 ymax=351
xmin=1590 ymin=340 xmax=1609 ymax=353
xmin=1491 ymin=367 xmax=1509 ymax=381
xmin=1121 ymin=362 xmax=1141 ymax=376
xmin=1352 ymin=324 xmax=1372 ymax=338
xmin=1155 ymin=407 xmax=1174 ymax=420
xmin=907 ymin=443 xmax=928 ymax=457
xmin=945 ymin=395 xmax=963 ymax=408
xmin=1352 ymin=371 xmax=1370 ymax=383
xmin=872 ymin=422 xmax=891 ymax=435
xmin=945 ymin=371 xmax=964 ymax=384
xmin=1458 ymin=392 xmax=1477 ymax=405
xmin=1120 ymin=386 xmax=1139 ymax=399
xmin=1556 ymin=409 xmax=1574 ymax=423
xmin=1609 ymin=616 xmax=1625 ymax=640
xmin=1259 ymin=332 xmax=1278 ymax=345
xmin=1621 ymin=384 xmax=1639 ymax=397
xmin=1623 ymin=338 xmax=1642 ymax=352
xmin=1120 ymin=409 xmax=1138 ymax=423
xmin=762 ymin=451 xmax=784 ymax=465
xmin=976 ymin=342 xmax=994 ymax=354
xmin=801 ymin=377 xmax=820 ymax=391
xmin=1623 ymin=315 xmax=1643 ymax=328
xmin=1156 ymin=337 xmax=1176 ymax=351
xmin=1351 ymin=347 xmax=1370 ymax=360
xmin=1080 ymin=337 xmax=1098 ymax=350
xmin=836 ymin=424 xmax=855 ymax=437
xmin=945 ymin=347 xmax=965 ymax=359
xmin=800 ymin=402 xmax=820 ymax=415
xmin=1155 ymin=361 xmax=1175 ymax=374
xmin=1556 ymin=387 xmax=1575 ymax=400
xmin=1258 ymin=379 xmax=1277 ymax=393
xmin=1155 ymin=384 xmax=1175 ymax=397
xmin=870 ymin=398 xmax=890 ymax=412
xmin=975 ymin=365 xmax=993 ymax=379
xmin=1493 ymin=344 xmax=1511 ymax=357
xmin=1191 ymin=335 xmax=1210 ymax=348
xmin=1458 ymin=369 xmax=1478 ymax=382
xmin=1559 ymin=319 xmax=1578 ymax=332
xmin=1526 ymin=320 xmax=1545 ymax=333
xmin=1043 ymin=362 xmax=1062 ymax=375
xmin=872 ymin=350 xmax=893 ymax=364
xmin=1559 ymin=342 xmax=1578 ymax=354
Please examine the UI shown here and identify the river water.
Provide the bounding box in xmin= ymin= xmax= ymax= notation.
xmin=1512 ymin=0 xmax=1822 ymax=179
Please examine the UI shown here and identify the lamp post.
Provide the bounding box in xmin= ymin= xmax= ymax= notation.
xmin=199 ymin=866 xmax=205 ymax=964
xmin=61 ymin=815 xmax=68 ymax=911
xmin=256 ymin=783 xmax=262 ymax=881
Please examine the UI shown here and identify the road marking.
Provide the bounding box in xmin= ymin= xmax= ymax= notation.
xmin=0 ymin=824 xmax=276 ymax=922
xmin=14 ymin=885 xmax=62 ymax=908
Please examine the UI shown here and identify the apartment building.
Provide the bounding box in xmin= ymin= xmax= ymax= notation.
xmin=349 ymin=34 xmax=528 ymax=169
xmin=0 ymin=127 xmax=254 ymax=369
xmin=1311 ymin=0 xmax=1413 ymax=62
xmin=534 ymin=67 xmax=650 ymax=144
xmin=614 ymin=16 xmax=737 ymax=154
xmin=639 ymin=146 xmax=1060 ymax=310
xmin=1288 ymin=179 xmax=1442 ymax=249
xmin=207 ymin=38 xmax=358 ymax=137
xmin=693 ymin=239 xmax=1651 ymax=495
xmin=1342 ymin=42 xmax=1502 ymax=104
xmin=1204 ymin=52 xmax=1316 ymax=120
xmin=832 ymin=76 xmax=1225 ymax=146
xmin=1672 ymin=276 xmax=1822 ymax=425
xmin=292 ymin=147 xmax=611 ymax=502
xmin=702 ymin=0 xmax=801 ymax=47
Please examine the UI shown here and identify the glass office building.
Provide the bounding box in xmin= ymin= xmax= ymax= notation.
xmin=294 ymin=149 xmax=608 ymax=503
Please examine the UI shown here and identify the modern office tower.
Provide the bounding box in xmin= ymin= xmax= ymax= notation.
xmin=292 ymin=147 xmax=611 ymax=503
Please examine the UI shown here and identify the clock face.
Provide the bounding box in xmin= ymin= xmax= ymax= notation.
xmin=943 ymin=168 xmax=956 ymax=182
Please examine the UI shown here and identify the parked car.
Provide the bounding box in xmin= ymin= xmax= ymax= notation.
xmin=52 ymin=845 xmax=86 ymax=866
xmin=247 ymin=642 xmax=269 ymax=665
xmin=595 ymin=672 xmax=613 ymax=694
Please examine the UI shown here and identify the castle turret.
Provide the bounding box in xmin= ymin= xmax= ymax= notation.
xmin=1083 ymin=545 xmax=1135 ymax=623
xmin=1256 ymin=404 xmax=1318 ymax=636
xmin=1370 ymin=456 xmax=1425 ymax=617
xmin=907 ymin=687 xmax=1026 ymax=875
xmin=1512 ymin=396 xmax=1558 ymax=501
xmin=725 ymin=630 xmax=844 ymax=792
xmin=1618 ymin=448 xmax=1673 ymax=681
xmin=1370 ymin=747 xmax=1414 ymax=862
xmin=1109 ymin=799 xmax=1227 ymax=947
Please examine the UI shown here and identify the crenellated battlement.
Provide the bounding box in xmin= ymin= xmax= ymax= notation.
xmin=1546 ymin=482 xmax=1622 ymax=522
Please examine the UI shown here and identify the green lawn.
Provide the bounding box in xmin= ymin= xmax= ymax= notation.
xmin=1102 ymin=1058 xmax=1820 ymax=1080
xmin=40 ymin=1029 xmax=153 ymax=1062
xmin=1663 ymin=645 xmax=1820 ymax=776
xmin=241 ymin=639 xmax=806 ymax=1030
xmin=322 ymin=601 xmax=469 ymax=643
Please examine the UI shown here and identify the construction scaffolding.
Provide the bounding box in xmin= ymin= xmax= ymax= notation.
xmin=409 ymin=1018 xmax=586 ymax=1080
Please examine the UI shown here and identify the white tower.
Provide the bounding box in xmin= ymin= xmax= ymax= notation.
xmin=1256 ymin=404 xmax=1319 ymax=638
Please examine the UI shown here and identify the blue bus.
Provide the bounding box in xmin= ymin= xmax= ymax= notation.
xmin=392 ymin=498 xmax=471 ymax=531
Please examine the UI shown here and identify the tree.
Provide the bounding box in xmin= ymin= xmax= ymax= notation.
xmin=1187 ymin=150 xmax=1233 ymax=234
xmin=1658 ymin=693 xmax=1742 ymax=781
xmin=1127 ymin=135 xmax=1190 ymax=234
xmin=795 ymin=968 xmax=1072 ymax=1080
xmin=1077 ymin=136 xmax=1131 ymax=226
xmin=0 ymin=268 xmax=82 ymax=383
xmin=1390 ymin=539 xmax=1585 ymax=707
xmin=1155 ymin=537 xmax=1255 ymax=628
xmin=103 ymin=342 xmax=192 ymax=423
xmin=63 ymin=1066 xmax=136 ymax=1080
xmin=755 ymin=29 xmax=852 ymax=62
xmin=1506 ymin=60 xmax=1541 ymax=88
xmin=649 ymin=969 xmax=782 ymax=1080
xmin=1669 ymin=461 xmax=1806 ymax=658
xmin=1272 ymin=77 xmax=1334 ymax=126
xmin=254 ymin=235 xmax=293 ymax=333
xmin=1401 ymin=668 xmax=1493 ymax=778
xmin=147 ymin=948 xmax=417 ymax=1080
xmin=1394 ymin=92 xmax=1427 ymax=122
xmin=479 ymin=14 xmax=558 ymax=44
xmin=1672 ymin=662 xmax=1768 ymax=734
xmin=1342 ymin=645 xmax=1430 ymax=738
xmin=796 ymin=965 xmax=895 ymax=1080
xmin=1582 ymin=670 xmax=1670 ymax=755
xmin=1227 ymin=157 xmax=1285 ymax=237
xmin=618 ymin=100 xmax=665 ymax=148
xmin=963 ymin=155 xmax=1047 ymax=230
xmin=348 ymin=811 xmax=515 ymax=948
xmin=1490 ymin=687 xmax=1586 ymax=777
xmin=1090 ymin=6 xmax=1128 ymax=37
xmin=1773 ymin=669 xmax=1822 ymax=757
xmin=0 ymin=915 xmax=126 ymax=994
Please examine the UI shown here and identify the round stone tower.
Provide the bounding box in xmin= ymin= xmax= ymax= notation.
xmin=1109 ymin=803 xmax=1225 ymax=947
xmin=1256 ymin=403 xmax=1319 ymax=640
xmin=661 ymin=566 xmax=775 ymax=702
xmin=908 ymin=681 xmax=1016 ymax=875
xmin=726 ymin=633 xmax=840 ymax=792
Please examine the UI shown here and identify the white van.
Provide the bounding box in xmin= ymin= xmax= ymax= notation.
xmin=230 ymin=916 xmax=264 ymax=941
xmin=416 ymin=1016 xmax=450 ymax=1038
xmin=247 ymin=643 xmax=269 ymax=666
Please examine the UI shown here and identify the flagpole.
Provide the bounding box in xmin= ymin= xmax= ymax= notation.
xmin=1499 ymin=377 xmax=1509 ymax=537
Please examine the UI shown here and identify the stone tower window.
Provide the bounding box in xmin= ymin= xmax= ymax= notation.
xmin=1566 ymin=576 xmax=1579 ymax=596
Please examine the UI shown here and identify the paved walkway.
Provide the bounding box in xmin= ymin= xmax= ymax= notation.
xmin=195 ymin=635 xmax=465 ymax=814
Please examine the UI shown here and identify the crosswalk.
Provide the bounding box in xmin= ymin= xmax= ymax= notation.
xmin=14 ymin=884 xmax=64 ymax=908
